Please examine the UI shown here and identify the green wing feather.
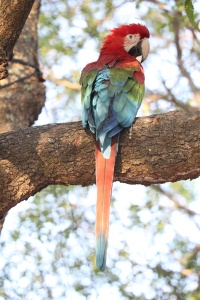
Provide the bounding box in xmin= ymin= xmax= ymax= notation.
xmin=80 ymin=60 xmax=145 ymax=157
xmin=80 ymin=68 xmax=98 ymax=130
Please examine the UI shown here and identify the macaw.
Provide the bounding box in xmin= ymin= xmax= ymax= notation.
xmin=80 ymin=23 xmax=150 ymax=271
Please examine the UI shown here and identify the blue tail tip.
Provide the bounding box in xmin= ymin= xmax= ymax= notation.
xmin=96 ymin=235 xmax=108 ymax=271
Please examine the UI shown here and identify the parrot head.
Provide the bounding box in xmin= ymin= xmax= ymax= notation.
xmin=100 ymin=23 xmax=150 ymax=63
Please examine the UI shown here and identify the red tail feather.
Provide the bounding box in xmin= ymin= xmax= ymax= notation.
xmin=95 ymin=135 xmax=118 ymax=271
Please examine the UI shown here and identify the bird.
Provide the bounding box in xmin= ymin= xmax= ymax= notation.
xmin=80 ymin=23 xmax=150 ymax=271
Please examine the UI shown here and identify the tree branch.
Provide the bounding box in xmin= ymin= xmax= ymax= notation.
xmin=1 ymin=110 xmax=200 ymax=218
xmin=0 ymin=0 xmax=35 ymax=79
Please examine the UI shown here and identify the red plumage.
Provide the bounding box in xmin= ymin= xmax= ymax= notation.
xmin=80 ymin=23 xmax=150 ymax=271
xmin=100 ymin=23 xmax=150 ymax=56
xmin=95 ymin=135 xmax=118 ymax=271
xmin=82 ymin=23 xmax=149 ymax=76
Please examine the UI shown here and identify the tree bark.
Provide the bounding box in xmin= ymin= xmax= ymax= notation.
xmin=0 ymin=0 xmax=45 ymax=133
xmin=0 ymin=0 xmax=35 ymax=80
xmin=0 ymin=110 xmax=200 ymax=218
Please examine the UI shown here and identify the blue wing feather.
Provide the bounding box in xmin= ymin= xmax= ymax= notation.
xmin=81 ymin=64 xmax=144 ymax=158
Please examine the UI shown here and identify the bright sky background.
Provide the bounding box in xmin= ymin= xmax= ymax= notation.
xmin=1 ymin=1 xmax=200 ymax=299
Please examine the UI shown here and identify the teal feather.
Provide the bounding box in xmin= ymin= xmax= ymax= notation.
xmin=96 ymin=234 xmax=107 ymax=271
xmin=108 ymin=84 xmax=122 ymax=96
xmin=80 ymin=61 xmax=145 ymax=158
xmin=123 ymin=78 xmax=137 ymax=93
xmin=110 ymin=66 xmax=135 ymax=86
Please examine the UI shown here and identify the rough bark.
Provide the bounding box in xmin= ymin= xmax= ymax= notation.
xmin=0 ymin=110 xmax=200 ymax=218
xmin=0 ymin=0 xmax=45 ymax=133
xmin=0 ymin=0 xmax=35 ymax=80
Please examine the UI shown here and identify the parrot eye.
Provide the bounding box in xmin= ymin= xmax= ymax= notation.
xmin=124 ymin=33 xmax=141 ymax=53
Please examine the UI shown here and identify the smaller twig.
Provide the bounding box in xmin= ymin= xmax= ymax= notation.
xmin=161 ymin=79 xmax=198 ymax=113
xmin=11 ymin=58 xmax=45 ymax=82
xmin=173 ymin=13 xmax=197 ymax=94
xmin=11 ymin=58 xmax=41 ymax=72
xmin=0 ymin=71 xmax=38 ymax=90
xmin=181 ymin=269 xmax=200 ymax=276
xmin=48 ymin=72 xmax=81 ymax=91
xmin=145 ymin=90 xmax=198 ymax=113
xmin=152 ymin=185 xmax=199 ymax=217
xmin=144 ymin=0 xmax=169 ymax=13
xmin=188 ymin=27 xmax=200 ymax=47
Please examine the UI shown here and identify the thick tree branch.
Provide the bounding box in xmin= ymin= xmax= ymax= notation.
xmin=0 ymin=110 xmax=200 ymax=218
xmin=0 ymin=0 xmax=35 ymax=80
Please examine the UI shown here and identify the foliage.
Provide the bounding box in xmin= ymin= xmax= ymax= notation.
xmin=185 ymin=0 xmax=195 ymax=26
xmin=1 ymin=183 xmax=200 ymax=299
xmin=1 ymin=0 xmax=200 ymax=299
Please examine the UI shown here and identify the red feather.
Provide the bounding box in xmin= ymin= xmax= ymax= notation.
xmin=82 ymin=23 xmax=149 ymax=80
xmin=95 ymin=135 xmax=118 ymax=271
xmin=80 ymin=23 xmax=150 ymax=271
xmin=100 ymin=23 xmax=150 ymax=56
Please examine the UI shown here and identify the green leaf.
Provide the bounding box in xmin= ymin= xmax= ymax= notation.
xmin=185 ymin=0 xmax=195 ymax=26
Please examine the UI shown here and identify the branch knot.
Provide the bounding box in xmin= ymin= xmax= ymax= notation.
xmin=0 ymin=49 xmax=12 ymax=80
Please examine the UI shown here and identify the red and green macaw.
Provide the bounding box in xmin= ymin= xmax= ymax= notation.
xmin=80 ymin=23 xmax=150 ymax=271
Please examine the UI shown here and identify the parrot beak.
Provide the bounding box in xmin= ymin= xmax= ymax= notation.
xmin=140 ymin=38 xmax=150 ymax=62
xmin=128 ymin=38 xmax=150 ymax=63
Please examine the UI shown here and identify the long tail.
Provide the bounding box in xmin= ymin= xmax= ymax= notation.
xmin=95 ymin=135 xmax=118 ymax=271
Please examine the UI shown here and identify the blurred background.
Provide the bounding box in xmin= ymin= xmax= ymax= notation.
xmin=1 ymin=0 xmax=200 ymax=299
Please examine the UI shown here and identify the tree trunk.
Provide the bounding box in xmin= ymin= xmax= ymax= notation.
xmin=0 ymin=0 xmax=45 ymax=133
xmin=0 ymin=110 xmax=200 ymax=219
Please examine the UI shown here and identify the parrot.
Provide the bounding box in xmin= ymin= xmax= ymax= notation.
xmin=80 ymin=23 xmax=150 ymax=271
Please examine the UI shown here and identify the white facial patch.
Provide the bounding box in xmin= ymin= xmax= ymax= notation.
xmin=124 ymin=33 xmax=140 ymax=52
